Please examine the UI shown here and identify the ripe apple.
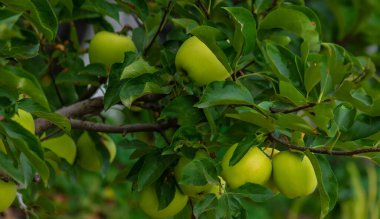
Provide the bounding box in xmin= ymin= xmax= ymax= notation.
xmin=221 ymin=144 xmax=272 ymax=189
xmin=272 ymin=151 xmax=317 ymax=198
xmin=139 ymin=186 xmax=188 ymax=218
xmin=175 ymin=36 xmax=230 ymax=85
xmin=89 ymin=31 xmax=136 ymax=67
xmin=76 ymin=132 xmax=117 ymax=172
xmin=0 ymin=109 xmax=35 ymax=154
xmin=41 ymin=134 xmax=77 ymax=165
xmin=0 ymin=180 xmax=17 ymax=212
xmin=174 ymin=150 xmax=214 ymax=198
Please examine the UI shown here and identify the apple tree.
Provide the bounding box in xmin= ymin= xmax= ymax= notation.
xmin=0 ymin=0 xmax=380 ymax=218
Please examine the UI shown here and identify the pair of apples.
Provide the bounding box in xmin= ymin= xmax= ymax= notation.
xmin=222 ymin=144 xmax=318 ymax=198
xmin=89 ymin=31 xmax=230 ymax=85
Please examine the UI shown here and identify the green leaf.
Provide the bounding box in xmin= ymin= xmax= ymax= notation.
xmin=195 ymin=81 xmax=254 ymax=108
xmin=1 ymin=0 xmax=58 ymax=40
xmin=137 ymin=153 xmax=176 ymax=191
xmin=81 ymin=0 xmax=119 ymax=21
xmin=119 ymin=74 xmax=171 ymax=108
xmin=306 ymin=152 xmax=338 ymax=219
xmin=344 ymin=114 xmax=380 ymax=140
xmin=276 ymin=113 xmax=316 ymax=134
xmin=0 ymin=66 xmax=49 ymax=110
xmin=226 ymin=106 xmax=275 ymax=130
xmin=0 ymin=11 xmax=22 ymax=40
xmin=233 ymin=183 xmax=275 ymax=202
xmin=259 ymin=5 xmax=320 ymax=56
xmin=0 ymin=30 xmax=40 ymax=59
xmin=263 ymin=42 xmax=304 ymax=91
xmin=156 ymin=178 xmax=176 ymax=210
xmin=279 ymin=81 xmax=306 ymax=105
xmin=19 ymin=99 xmax=71 ymax=134
xmin=0 ymin=152 xmax=25 ymax=185
xmin=78 ymin=63 xmax=107 ymax=77
xmin=223 ymin=7 xmax=256 ymax=55
xmin=334 ymin=103 xmax=356 ymax=132
xmin=304 ymin=54 xmax=324 ymax=94
xmin=178 ymin=157 xmax=217 ymax=186
xmin=160 ymin=95 xmax=203 ymax=126
xmin=229 ymin=136 xmax=257 ymax=166
xmin=171 ymin=18 xmax=199 ymax=33
xmin=120 ymin=58 xmax=158 ymax=80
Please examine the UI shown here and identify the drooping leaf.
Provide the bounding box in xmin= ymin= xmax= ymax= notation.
xmin=195 ymin=81 xmax=254 ymax=108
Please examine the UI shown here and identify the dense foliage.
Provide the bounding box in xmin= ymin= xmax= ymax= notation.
xmin=0 ymin=0 xmax=380 ymax=218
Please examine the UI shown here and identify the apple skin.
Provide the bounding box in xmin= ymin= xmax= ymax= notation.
xmin=41 ymin=134 xmax=77 ymax=165
xmin=139 ymin=186 xmax=188 ymax=219
xmin=174 ymin=151 xmax=214 ymax=198
xmin=175 ymin=36 xmax=230 ymax=85
xmin=0 ymin=180 xmax=17 ymax=212
xmin=99 ymin=133 xmax=116 ymax=162
xmin=263 ymin=148 xmax=280 ymax=192
xmin=221 ymin=144 xmax=272 ymax=189
xmin=0 ymin=109 xmax=35 ymax=154
xmin=76 ymin=132 xmax=102 ymax=172
xmin=89 ymin=31 xmax=136 ymax=67
xmin=272 ymin=151 xmax=317 ymax=198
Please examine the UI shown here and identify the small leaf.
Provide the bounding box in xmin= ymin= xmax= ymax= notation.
xmin=226 ymin=106 xmax=275 ymax=130
xmin=195 ymin=81 xmax=254 ymax=108
xmin=233 ymin=183 xmax=275 ymax=202
xmin=228 ymin=137 xmax=257 ymax=166
xmin=179 ymin=157 xmax=217 ymax=186
xmin=279 ymin=81 xmax=306 ymax=105
xmin=276 ymin=113 xmax=316 ymax=134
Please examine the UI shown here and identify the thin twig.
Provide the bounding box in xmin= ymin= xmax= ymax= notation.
xmin=268 ymin=133 xmax=380 ymax=156
xmin=143 ymin=0 xmax=173 ymax=56
xmin=269 ymin=99 xmax=331 ymax=114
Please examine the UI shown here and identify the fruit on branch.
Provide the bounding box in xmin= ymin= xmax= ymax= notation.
xmin=272 ymin=151 xmax=317 ymax=198
xmin=174 ymin=150 xmax=215 ymax=199
xmin=0 ymin=180 xmax=17 ymax=212
xmin=221 ymin=144 xmax=272 ymax=189
xmin=76 ymin=132 xmax=116 ymax=172
xmin=0 ymin=109 xmax=35 ymax=154
xmin=139 ymin=186 xmax=188 ymax=218
xmin=89 ymin=31 xmax=136 ymax=67
xmin=41 ymin=134 xmax=77 ymax=164
xmin=175 ymin=36 xmax=230 ymax=85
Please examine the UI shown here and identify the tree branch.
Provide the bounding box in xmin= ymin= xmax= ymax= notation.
xmin=268 ymin=133 xmax=380 ymax=156
xmin=70 ymin=119 xmax=175 ymax=134
xmin=269 ymin=99 xmax=332 ymax=114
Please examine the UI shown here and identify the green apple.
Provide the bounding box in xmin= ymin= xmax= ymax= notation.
xmin=174 ymin=150 xmax=214 ymax=198
xmin=175 ymin=36 xmax=230 ymax=85
xmin=221 ymin=144 xmax=272 ymax=189
xmin=0 ymin=180 xmax=17 ymax=212
xmin=139 ymin=186 xmax=188 ymax=218
xmin=76 ymin=132 xmax=117 ymax=172
xmin=41 ymin=134 xmax=77 ymax=165
xmin=76 ymin=132 xmax=102 ymax=172
xmin=0 ymin=109 xmax=35 ymax=154
xmin=272 ymin=151 xmax=317 ymax=198
xmin=89 ymin=31 xmax=136 ymax=67
xmin=98 ymin=133 xmax=116 ymax=162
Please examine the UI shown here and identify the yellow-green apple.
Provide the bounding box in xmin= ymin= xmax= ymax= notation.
xmin=41 ymin=134 xmax=77 ymax=164
xmin=272 ymin=151 xmax=317 ymax=198
xmin=263 ymin=147 xmax=280 ymax=192
xmin=175 ymin=36 xmax=230 ymax=85
xmin=89 ymin=31 xmax=136 ymax=67
xmin=139 ymin=186 xmax=188 ymax=218
xmin=174 ymin=150 xmax=214 ymax=198
xmin=221 ymin=144 xmax=272 ymax=189
xmin=0 ymin=180 xmax=17 ymax=212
